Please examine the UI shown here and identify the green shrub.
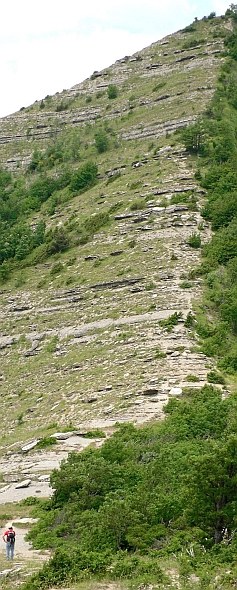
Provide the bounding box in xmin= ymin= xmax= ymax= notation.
xmin=83 ymin=430 xmax=106 ymax=438
xmin=186 ymin=374 xmax=200 ymax=382
xmin=204 ymin=192 xmax=237 ymax=230
xmin=0 ymin=261 xmax=11 ymax=283
xmin=184 ymin=312 xmax=195 ymax=328
xmin=50 ymin=262 xmax=64 ymax=275
xmin=30 ymin=176 xmax=58 ymax=203
xmin=207 ymin=11 xmax=216 ymax=18
xmin=180 ymin=280 xmax=193 ymax=289
xmin=182 ymin=38 xmax=205 ymax=49
xmin=22 ymin=385 xmax=237 ymax=589
xmin=160 ymin=311 xmax=182 ymax=332
xmin=130 ymin=199 xmax=146 ymax=211
xmin=187 ymin=233 xmax=201 ymax=248
xmin=82 ymin=211 xmax=110 ymax=237
xmin=47 ymin=227 xmax=70 ymax=255
xmin=220 ymin=344 xmax=237 ymax=372
xmin=107 ymin=84 xmax=118 ymax=99
xmin=204 ymin=218 xmax=237 ymax=264
xmin=95 ymin=129 xmax=109 ymax=153
xmin=36 ymin=437 xmax=57 ymax=449
xmin=183 ymin=23 xmax=196 ymax=32
xmin=21 ymin=496 xmax=41 ymax=506
xmin=207 ymin=371 xmax=225 ymax=385
xmin=55 ymin=100 xmax=70 ymax=112
xmin=181 ymin=122 xmax=206 ymax=155
xmin=70 ymin=162 xmax=98 ymax=193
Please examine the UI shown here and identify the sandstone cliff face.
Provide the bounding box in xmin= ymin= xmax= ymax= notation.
xmin=0 ymin=17 xmax=229 ymax=497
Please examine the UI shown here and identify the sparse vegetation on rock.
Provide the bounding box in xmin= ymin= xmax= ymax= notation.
xmin=0 ymin=9 xmax=237 ymax=590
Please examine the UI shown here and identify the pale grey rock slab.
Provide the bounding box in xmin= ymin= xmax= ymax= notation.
xmin=169 ymin=387 xmax=183 ymax=396
xmin=22 ymin=440 xmax=40 ymax=452
xmin=0 ymin=482 xmax=53 ymax=504
xmin=15 ymin=479 xmax=31 ymax=489
xmin=50 ymin=432 xmax=72 ymax=440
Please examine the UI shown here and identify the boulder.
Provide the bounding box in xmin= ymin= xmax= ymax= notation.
xmin=169 ymin=387 xmax=182 ymax=396
xmin=38 ymin=474 xmax=50 ymax=482
xmin=50 ymin=432 xmax=73 ymax=440
xmin=22 ymin=440 xmax=39 ymax=452
xmin=15 ymin=479 xmax=31 ymax=489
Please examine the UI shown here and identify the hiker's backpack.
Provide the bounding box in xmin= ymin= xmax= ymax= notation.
xmin=7 ymin=531 xmax=15 ymax=544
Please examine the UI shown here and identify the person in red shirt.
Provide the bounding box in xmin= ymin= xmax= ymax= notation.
xmin=2 ymin=526 xmax=16 ymax=560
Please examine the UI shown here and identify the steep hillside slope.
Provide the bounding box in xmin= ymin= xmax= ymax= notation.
xmin=0 ymin=15 xmax=230 ymax=486
xmin=0 ymin=18 xmax=225 ymax=169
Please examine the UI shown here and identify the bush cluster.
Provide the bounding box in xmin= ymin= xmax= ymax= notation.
xmin=21 ymin=387 xmax=237 ymax=589
xmin=180 ymin=21 xmax=237 ymax=372
xmin=0 ymin=161 xmax=98 ymax=280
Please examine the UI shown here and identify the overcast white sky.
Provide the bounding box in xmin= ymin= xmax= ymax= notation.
xmin=0 ymin=0 xmax=230 ymax=118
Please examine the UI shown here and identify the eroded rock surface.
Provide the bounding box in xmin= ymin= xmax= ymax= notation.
xmin=0 ymin=18 xmax=228 ymax=506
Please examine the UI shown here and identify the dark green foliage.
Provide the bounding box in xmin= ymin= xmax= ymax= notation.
xmin=0 ymin=261 xmax=11 ymax=283
xmin=181 ymin=122 xmax=206 ymax=154
xmin=183 ymin=27 xmax=237 ymax=371
xmin=70 ymin=162 xmax=98 ymax=193
xmin=226 ymin=4 xmax=237 ymax=21
xmin=160 ymin=311 xmax=182 ymax=331
xmin=207 ymin=370 xmax=225 ymax=384
xmin=83 ymin=429 xmax=106 ymax=438
xmin=0 ymin=150 xmax=104 ymax=279
xmin=107 ymin=84 xmax=118 ymax=99
xmin=187 ymin=232 xmax=201 ymax=248
xmin=28 ymin=148 xmax=43 ymax=172
xmin=0 ymin=221 xmax=46 ymax=265
xmin=225 ymin=29 xmax=237 ymax=59
xmin=204 ymin=218 xmax=237 ymax=264
xmin=183 ymin=23 xmax=196 ymax=32
xmin=46 ymin=226 xmax=70 ymax=255
xmin=36 ymin=437 xmax=57 ymax=449
xmin=182 ymin=38 xmax=205 ymax=49
xmin=184 ymin=311 xmax=195 ymax=328
xmin=28 ymin=130 xmax=81 ymax=171
xmin=0 ymin=162 xmax=73 ymax=275
xmin=55 ymin=100 xmax=70 ymax=112
xmin=50 ymin=262 xmax=64 ymax=275
xmin=30 ymin=176 xmax=58 ymax=204
xmin=95 ymin=129 xmax=109 ymax=153
xmin=0 ymin=167 xmax=11 ymax=189
xmin=203 ymin=191 xmax=237 ymax=229
xmin=22 ymin=387 xmax=237 ymax=589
